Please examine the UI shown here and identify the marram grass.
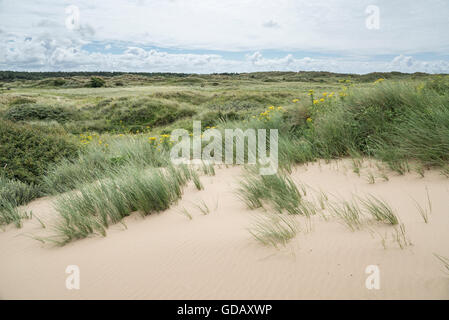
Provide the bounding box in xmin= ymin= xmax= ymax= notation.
xmin=51 ymin=165 xmax=200 ymax=245
xmin=238 ymin=168 xmax=302 ymax=215
xmin=248 ymin=212 xmax=299 ymax=249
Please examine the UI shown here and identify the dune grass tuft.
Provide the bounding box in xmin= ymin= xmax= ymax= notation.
xmin=434 ymin=254 xmax=449 ymax=276
xmin=51 ymin=165 xmax=195 ymax=245
xmin=248 ymin=212 xmax=299 ymax=248
xmin=329 ymin=199 xmax=363 ymax=231
xmin=193 ymin=200 xmax=210 ymax=215
xmin=393 ymin=223 xmax=411 ymax=249
xmin=238 ymin=169 xmax=302 ymax=215
xmin=412 ymin=187 xmax=432 ymax=223
xmin=0 ymin=199 xmax=30 ymax=228
xmin=359 ymin=195 xmax=399 ymax=225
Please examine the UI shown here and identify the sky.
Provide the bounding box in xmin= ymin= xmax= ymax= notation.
xmin=0 ymin=0 xmax=449 ymax=74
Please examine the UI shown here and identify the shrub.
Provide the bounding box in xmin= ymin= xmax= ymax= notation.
xmin=89 ymin=77 xmax=106 ymax=88
xmin=4 ymin=104 xmax=76 ymax=122
xmin=0 ymin=120 xmax=79 ymax=184
xmin=53 ymin=78 xmax=66 ymax=86
xmin=94 ymin=97 xmax=196 ymax=127
xmin=200 ymin=111 xmax=243 ymax=127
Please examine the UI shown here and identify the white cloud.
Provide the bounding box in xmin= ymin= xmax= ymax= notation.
xmin=1 ymin=36 xmax=448 ymax=74
xmin=0 ymin=0 xmax=448 ymax=73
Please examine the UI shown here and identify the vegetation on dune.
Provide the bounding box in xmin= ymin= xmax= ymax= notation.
xmin=0 ymin=175 xmax=40 ymax=206
xmin=248 ymin=212 xmax=299 ymax=248
xmin=434 ymin=254 xmax=449 ymax=276
xmin=89 ymin=97 xmax=196 ymax=128
xmin=4 ymin=103 xmax=76 ymax=122
xmin=0 ymin=72 xmax=448 ymax=247
xmin=0 ymin=120 xmax=79 ymax=184
xmin=238 ymin=168 xmax=303 ymax=215
xmin=88 ymin=77 xmax=106 ymax=88
xmin=51 ymin=165 xmax=198 ymax=245
xmin=0 ymin=175 xmax=35 ymax=227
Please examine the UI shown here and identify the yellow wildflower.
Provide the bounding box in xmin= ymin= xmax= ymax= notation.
xmin=374 ymin=78 xmax=385 ymax=84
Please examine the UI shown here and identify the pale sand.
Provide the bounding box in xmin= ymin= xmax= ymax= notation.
xmin=1 ymin=160 xmax=448 ymax=300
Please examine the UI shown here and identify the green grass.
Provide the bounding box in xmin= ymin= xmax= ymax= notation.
xmin=248 ymin=212 xmax=299 ymax=248
xmin=51 ymin=165 xmax=198 ymax=245
xmin=0 ymin=198 xmax=30 ymax=228
xmin=193 ymin=200 xmax=210 ymax=215
xmin=328 ymin=199 xmax=363 ymax=231
xmin=359 ymin=195 xmax=399 ymax=225
xmin=201 ymin=162 xmax=216 ymax=176
xmin=0 ymin=175 xmax=39 ymax=228
xmin=42 ymin=135 xmax=170 ymax=194
xmin=393 ymin=223 xmax=411 ymax=249
xmin=238 ymin=168 xmax=302 ymax=215
xmin=0 ymin=175 xmax=40 ymax=206
xmin=1 ymin=72 xmax=448 ymax=237
xmin=178 ymin=207 xmax=193 ymax=220
xmin=412 ymin=187 xmax=432 ymax=224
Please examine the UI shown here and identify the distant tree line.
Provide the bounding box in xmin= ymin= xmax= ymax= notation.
xmin=0 ymin=71 xmax=194 ymax=82
xmin=0 ymin=70 xmax=438 ymax=82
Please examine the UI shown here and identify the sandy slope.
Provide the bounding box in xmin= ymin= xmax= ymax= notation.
xmin=0 ymin=160 xmax=448 ymax=300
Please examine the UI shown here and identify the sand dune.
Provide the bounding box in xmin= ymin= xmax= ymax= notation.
xmin=1 ymin=160 xmax=448 ymax=299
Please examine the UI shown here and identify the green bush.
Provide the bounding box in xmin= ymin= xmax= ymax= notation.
xmin=89 ymin=77 xmax=106 ymax=88
xmin=0 ymin=120 xmax=79 ymax=184
xmin=94 ymin=97 xmax=196 ymax=127
xmin=4 ymin=104 xmax=76 ymax=122
xmin=53 ymin=78 xmax=66 ymax=86
xmin=200 ymin=111 xmax=243 ymax=127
